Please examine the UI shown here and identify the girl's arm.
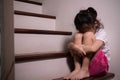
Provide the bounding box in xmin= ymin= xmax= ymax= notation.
xmin=82 ymin=39 xmax=104 ymax=53
xmin=68 ymin=33 xmax=83 ymax=49
xmin=68 ymin=33 xmax=86 ymax=55
xmin=74 ymin=33 xmax=83 ymax=45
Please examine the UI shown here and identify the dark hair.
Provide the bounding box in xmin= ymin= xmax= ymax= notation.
xmin=74 ymin=7 xmax=103 ymax=33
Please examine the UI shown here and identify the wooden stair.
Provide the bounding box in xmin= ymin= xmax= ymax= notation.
xmin=15 ymin=0 xmax=42 ymax=5
xmin=53 ymin=73 xmax=115 ymax=80
xmin=15 ymin=28 xmax=72 ymax=35
xmin=14 ymin=10 xmax=56 ymax=19
xmin=15 ymin=52 xmax=68 ymax=63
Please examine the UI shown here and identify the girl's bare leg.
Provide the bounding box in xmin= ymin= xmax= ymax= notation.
xmin=72 ymin=57 xmax=90 ymax=79
xmin=64 ymin=50 xmax=82 ymax=79
xmin=71 ymin=32 xmax=95 ymax=79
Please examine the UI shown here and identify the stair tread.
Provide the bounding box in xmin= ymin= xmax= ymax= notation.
xmin=15 ymin=52 xmax=68 ymax=63
xmin=15 ymin=28 xmax=72 ymax=35
xmin=14 ymin=10 xmax=56 ymax=19
xmin=53 ymin=73 xmax=115 ymax=80
xmin=15 ymin=0 xmax=42 ymax=6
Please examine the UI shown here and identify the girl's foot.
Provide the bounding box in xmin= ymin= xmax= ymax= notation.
xmin=64 ymin=70 xmax=79 ymax=80
xmin=71 ymin=69 xmax=90 ymax=80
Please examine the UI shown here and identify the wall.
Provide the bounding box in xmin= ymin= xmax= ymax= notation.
xmin=42 ymin=0 xmax=120 ymax=80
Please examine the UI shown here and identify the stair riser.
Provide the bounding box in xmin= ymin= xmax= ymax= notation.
xmin=15 ymin=58 xmax=70 ymax=80
xmin=14 ymin=1 xmax=42 ymax=14
xmin=15 ymin=34 xmax=71 ymax=54
xmin=14 ymin=15 xmax=56 ymax=30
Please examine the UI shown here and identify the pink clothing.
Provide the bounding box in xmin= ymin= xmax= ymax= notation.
xmin=89 ymin=50 xmax=109 ymax=76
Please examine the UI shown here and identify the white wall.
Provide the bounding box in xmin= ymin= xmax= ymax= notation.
xmin=42 ymin=0 xmax=120 ymax=80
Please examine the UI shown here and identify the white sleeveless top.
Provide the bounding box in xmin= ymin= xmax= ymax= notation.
xmin=95 ymin=29 xmax=110 ymax=61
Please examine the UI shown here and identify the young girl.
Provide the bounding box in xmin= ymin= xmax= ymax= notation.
xmin=64 ymin=7 xmax=110 ymax=80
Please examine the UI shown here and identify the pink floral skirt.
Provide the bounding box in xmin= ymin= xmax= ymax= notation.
xmin=89 ymin=50 xmax=109 ymax=76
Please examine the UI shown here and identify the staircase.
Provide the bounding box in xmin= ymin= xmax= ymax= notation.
xmin=14 ymin=0 xmax=72 ymax=80
xmin=14 ymin=0 xmax=115 ymax=80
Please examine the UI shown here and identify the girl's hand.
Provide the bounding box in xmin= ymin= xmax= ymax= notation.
xmin=73 ymin=44 xmax=86 ymax=55
xmin=67 ymin=42 xmax=86 ymax=56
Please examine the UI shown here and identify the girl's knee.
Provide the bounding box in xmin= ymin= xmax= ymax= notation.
xmin=83 ymin=32 xmax=95 ymax=45
xmin=83 ymin=32 xmax=94 ymax=38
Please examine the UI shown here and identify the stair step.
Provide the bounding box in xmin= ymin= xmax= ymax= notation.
xmin=15 ymin=28 xmax=72 ymax=35
xmin=15 ymin=52 xmax=68 ymax=63
xmin=14 ymin=10 xmax=56 ymax=19
xmin=14 ymin=14 xmax=56 ymax=30
xmin=15 ymin=58 xmax=70 ymax=80
xmin=14 ymin=1 xmax=42 ymax=14
xmin=53 ymin=73 xmax=115 ymax=80
xmin=15 ymin=0 xmax=42 ymax=6
xmin=14 ymin=33 xmax=71 ymax=54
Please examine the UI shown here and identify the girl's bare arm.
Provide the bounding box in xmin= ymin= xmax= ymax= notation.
xmin=82 ymin=39 xmax=104 ymax=53
xmin=74 ymin=33 xmax=83 ymax=45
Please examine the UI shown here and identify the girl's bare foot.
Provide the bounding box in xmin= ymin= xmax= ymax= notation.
xmin=64 ymin=70 xmax=79 ymax=80
xmin=71 ymin=69 xmax=90 ymax=80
